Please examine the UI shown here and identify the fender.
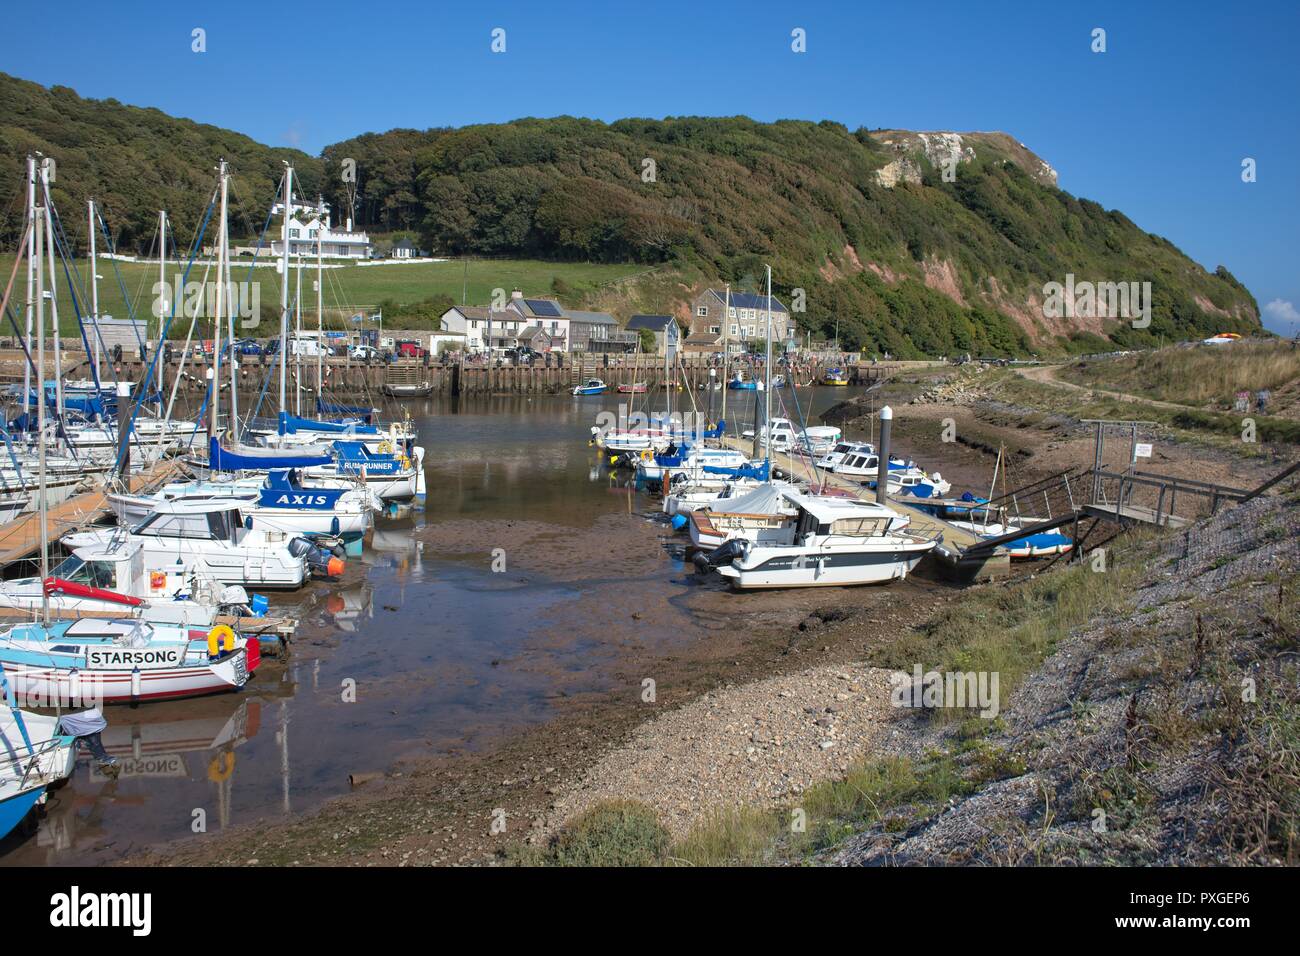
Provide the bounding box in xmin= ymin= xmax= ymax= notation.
xmin=43 ymin=577 xmax=144 ymax=607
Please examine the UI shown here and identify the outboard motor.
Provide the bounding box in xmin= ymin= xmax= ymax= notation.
xmin=289 ymin=536 xmax=345 ymax=578
xmin=692 ymin=539 xmax=748 ymax=573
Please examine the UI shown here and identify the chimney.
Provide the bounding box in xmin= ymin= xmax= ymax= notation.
xmin=346 ymin=217 xmax=353 ymax=232
xmin=511 ymin=288 xmax=523 ymax=300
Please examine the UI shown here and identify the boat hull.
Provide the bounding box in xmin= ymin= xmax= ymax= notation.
xmin=0 ymin=787 xmax=45 ymax=840
xmin=1 ymin=648 xmax=251 ymax=705
xmin=717 ymin=540 xmax=932 ymax=589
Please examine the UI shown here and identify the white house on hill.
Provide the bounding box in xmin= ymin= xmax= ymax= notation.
xmin=269 ymin=197 xmax=371 ymax=259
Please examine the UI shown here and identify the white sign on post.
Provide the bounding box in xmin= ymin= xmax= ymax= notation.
xmin=1134 ymin=443 xmax=1153 ymax=458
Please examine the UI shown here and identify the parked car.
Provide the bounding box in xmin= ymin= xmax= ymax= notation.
xmin=395 ymin=340 xmax=426 ymax=358
xmin=350 ymin=344 xmax=383 ymax=361
xmin=226 ymin=338 xmax=262 ymax=356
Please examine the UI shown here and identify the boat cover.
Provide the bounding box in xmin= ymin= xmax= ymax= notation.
xmin=209 ymin=437 xmax=333 ymax=471
xmin=703 ymin=460 xmax=770 ymax=481
xmin=708 ymin=482 xmax=790 ymax=516
xmin=279 ymin=411 xmax=378 ymax=436
xmin=317 ymin=398 xmax=374 ymax=423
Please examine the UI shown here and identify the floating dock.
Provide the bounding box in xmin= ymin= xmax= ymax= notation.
xmin=0 ymin=459 xmax=183 ymax=566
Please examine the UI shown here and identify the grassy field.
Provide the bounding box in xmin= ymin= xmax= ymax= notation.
xmin=0 ymin=254 xmax=655 ymax=337
xmin=989 ymin=367 xmax=1300 ymax=452
xmin=1056 ymin=339 xmax=1300 ymax=415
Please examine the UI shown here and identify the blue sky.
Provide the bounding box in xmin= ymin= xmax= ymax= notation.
xmin=3 ymin=0 xmax=1296 ymax=333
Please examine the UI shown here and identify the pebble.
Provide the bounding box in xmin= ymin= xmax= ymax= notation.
xmin=538 ymin=665 xmax=903 ymax=839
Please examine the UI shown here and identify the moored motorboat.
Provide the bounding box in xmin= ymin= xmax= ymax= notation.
xmin=108 ymin=467 xmax=378 ymax=547
xmin=695 ymin=493 xmax=934 ymax=589
xmin=62 ymin=498 xmax=327 ymax=592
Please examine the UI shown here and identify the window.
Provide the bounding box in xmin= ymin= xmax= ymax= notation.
xmin=830 ymin=517 xmax=890 ymax=536
xmin=290 ymin=228 xmax=300 ymax=238
xmin=728 ymin=307 xmax=737 ymax=318
xmin=709 ymin=326 xmax=720 ymax=334
xmin=730 ymin=324 xmax=738 ymax=336
xmin=135 ymin=513 xmax=215 ymax=539
xmin=696 ymin=306 xmax=708 ymax=317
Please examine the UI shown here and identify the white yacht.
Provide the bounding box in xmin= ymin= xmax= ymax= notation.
xmin=59 ymin=499 xmax=327 ymax=593
xmin=696 ymin=493 xmax=935 ymax=589
xmin=816 ymin=440 xmax=875 ymax=471
xmin=108 ymin=468 xmax=379 ymax=545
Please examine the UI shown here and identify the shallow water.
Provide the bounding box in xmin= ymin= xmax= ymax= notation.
xmin=1 ymin=385 xmax=923 ymax=865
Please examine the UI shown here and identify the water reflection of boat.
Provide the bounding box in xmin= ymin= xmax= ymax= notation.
xmin=324 ymin=585 xmax=374 ymax=633
xmin=29 ymin=697 xmax=264 ymax=859
xmin=93 ymin=698 xmax=261 ymax=772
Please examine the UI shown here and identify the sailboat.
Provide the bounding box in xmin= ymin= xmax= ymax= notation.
xmin=214 ymin=165 xmax=426 ymax=501
xmin=0 ymin=618 xmax=260 ymax=704
xmin=108 ymin=467 xmax=379 ymax=546
xmin=0 ymin=168 xmax=259 ymax=707
xmin=943 ymin=446 xmax=1073 ymax=558
xmin=0 ymin=663 xmax=79 ymax=840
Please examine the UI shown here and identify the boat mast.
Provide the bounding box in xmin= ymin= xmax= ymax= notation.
xmin=316 ymin=210 xmax=324 ymax=398
xmin=158 ymin=208 xmax=167 ymax=407
xmin=40 ymin=165 xmax=65 ymax=443
xmin=224 ymin=187 xmax=239 ymax=437
xmin=295 ymin=249 xmax=303 ymax=416
xmin=278 ymin=164 xmax=293 ymax=413
xmin=720 ymin=284 xmax=729 ymax=425
xmin=22 ymin=157 xmax=35 ymax=422
xmin=209 ymin=160 xmax=228 ymax=448
xmin=763 ymin=265 xmax=773 ymax=462
xmin=664 ymin=318 xmax=672 ymax=425
xmin=34 ymin=193 xmax=49 ymax=626
xmin=88 ymin=199 xmax=99 ymax=381
xmin=39 ymin=163 xmax=64 ymax=431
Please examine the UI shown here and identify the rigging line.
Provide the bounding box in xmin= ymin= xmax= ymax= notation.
xmin=113 ymin=183 xmax=218 ymax=476
xmin=155 ymin=256 xmax=212 ymax=459
xmin=773 ymin=375 xmax=818 ymax=487
xmin=242 ymin=356 xmax=276 ymax=441
xmin=41 ymin=189 xmax=99 ymax=458
xmin=49 ymin=201 xmax=116 ymax=404
xmin=94 ymin=206 xmax=147 ymax=348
